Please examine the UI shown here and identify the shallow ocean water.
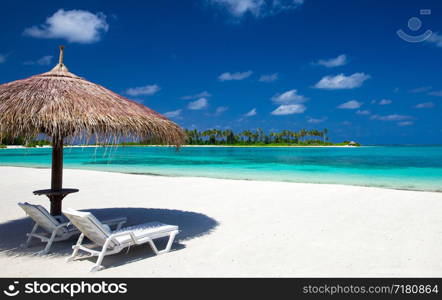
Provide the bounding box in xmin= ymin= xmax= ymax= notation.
xmin=1 ymin=146 xmax=441 ymax=192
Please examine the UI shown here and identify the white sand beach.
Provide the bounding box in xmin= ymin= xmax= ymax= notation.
xmin=1 ymin=166 xmax=441 ymax=277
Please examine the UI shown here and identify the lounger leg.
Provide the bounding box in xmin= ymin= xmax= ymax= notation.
xmin=115 ymin=221 xmax=125 ymax=231
xmin=148 ymin=230 xmax=178 ymax=255
xmin=162 ymin=230 xmax=178 ymax=253
xmin=90 ymin=238 xmax=113 ymax=272
xmin=21 ymin=223 xmax=39 ymax=248
xmin=37 ymin=229 xmax=59 ymax=255
xmin=147 ymin=240 xmax=159 ymax=255
xmin=66 ymin=233 xmax=84 ymax=262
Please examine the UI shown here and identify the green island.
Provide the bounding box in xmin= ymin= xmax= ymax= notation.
xmin=124 ymin=128 xmax=360 ymax=147
xmin=0 ymin=128 xmax=360 ymax=148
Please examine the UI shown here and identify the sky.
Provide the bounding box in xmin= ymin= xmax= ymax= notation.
xmin=1 ymin=0 xmax=441 ymax=145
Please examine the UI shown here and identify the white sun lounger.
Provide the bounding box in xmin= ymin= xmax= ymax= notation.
xmin=63 ymin=208 xmax=179 ymax=272
xmin=18 ymin=202 xmax=127 ymax=255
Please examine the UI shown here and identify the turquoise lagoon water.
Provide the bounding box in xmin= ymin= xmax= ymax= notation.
xmin=0 ymin=146 xmax=441 ymax=192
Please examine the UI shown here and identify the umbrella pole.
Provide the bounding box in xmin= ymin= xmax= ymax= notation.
xmin=50 ymin=136 xmax=63 ymax=215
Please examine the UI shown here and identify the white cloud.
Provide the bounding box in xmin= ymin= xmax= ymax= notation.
xmin=314 ymin=73 xmax=370 ymax=90
xmin=218 ymin=70 xmax=253 ymax=81
xmin=181 ymin=91 xmax=211 ymax=100
xmin=243 ymin=108 xmax=257 ymax=117
xmin=23 ymin=55 xmax=53 ymax=66
xmin=379 ymin=99 xmax=392 ymax=105
xmin=415 ymin=102 xmax=435 ymax=109
xmin=429 ymin=90 xmax=442 ymax=97
xmin=126 ymin=84 xmax=161 ymax=97
xmin=307 ymin=117 xmax=327 ymax=124
xmin=24 ymin=9 xmax=109 ymax=44
xmin=410 ymin=86 xmax=432 ymax=93
xmin=188 ymin=97 xmax=209 ymax=110
xmin=215 ymin=106 xmax=229 ymax=115
xmin=271 ymin=104 xmax=306 ymax=115
xmin=271 ymin=89 xmax=308 ymax=104
xmin=271 ymin=89 xmax=308 ymax=115
xmin=425 ymin=32 xmax=442 ymax=47
xmin=0 ymin=54 xmax=6 ymax=64
xmin=370 ymin=114 xmax=412 ymax=121
xmin=208 ymin=0 xmax=304 ymax=18
xmin=398 ymin=121 xmax=413 ymax=126
xmin=356 ymin=109 xmax=371 ymax=115
xmin=338 ymin=100 xmax=363 ymax=109
xmin=163 ymin=109 xmax=182 ymax=118
xmin=259 ymin=73 xmax=278 ymax=82
xmin=315 ymin=54 xmax=347 ymax=68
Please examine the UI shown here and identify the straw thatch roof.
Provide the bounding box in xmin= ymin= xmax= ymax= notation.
xmin=0 ymin=47 xmax=185 ymax=146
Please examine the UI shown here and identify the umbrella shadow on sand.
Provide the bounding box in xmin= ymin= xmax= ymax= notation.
xmin=0 ymin=207 xmax=219 ymax=270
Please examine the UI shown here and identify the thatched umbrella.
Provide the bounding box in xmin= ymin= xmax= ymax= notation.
xmin=0 ymin=46 xmax=185 ymax=215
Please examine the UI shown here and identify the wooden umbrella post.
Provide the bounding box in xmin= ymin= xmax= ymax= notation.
xmin=50 ymin=136 xmax=64 ymax=215
xmin=50 ymin=46 xmax=65 ymax=215
xmin=58 ymin=45 xmax=65 ymax=66
xmin=32 ymin=47 xmax=80 ymax=215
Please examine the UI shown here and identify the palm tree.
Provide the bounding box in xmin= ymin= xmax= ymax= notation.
xmin=290 ymin=131 xmax=299 ymax=144
xmin=256 ymin=128 xmax=265 ymax=143
xmin=280 ymin=130 xmax=291 ymax=143
xmin=202 ymin=129 xmax=217 ymax=145
xmin=180 ymin=127 xmax=332 ymax=145
xmin=269 ymin=132 xmax=276 ymax=143
xmin=299 ymin=128 xmax=307 ymax=142
xmin=251 ymin=131 xmax=259 ymax=143
xmin=193 ymin=129 xmax=199 ymax=144
xmin=322 ymin=128 xmax=328 ymax=144
xmin=241 ymin=130 xmax=252 ymax=143
xmin=215 ymin=129 xmax=223 ymax=144
xmin=309 ymin=129 xmax=318 ymax=140
xmin=270 ymin=132 xmax=281 ymax=143
xmin=224 ymin=129 xmax=236 ymax=144
xmin=272 ymin=132 xmax=283 ymax=143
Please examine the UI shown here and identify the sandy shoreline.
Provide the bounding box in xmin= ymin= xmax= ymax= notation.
xmin=1 ymin=166 xmax=441 ymax=277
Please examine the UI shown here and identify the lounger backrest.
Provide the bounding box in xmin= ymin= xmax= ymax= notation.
xmin=18 ymin=202 xmax=67 ymax=235
xmin=63 ymin=208 xmax=118 ymax=247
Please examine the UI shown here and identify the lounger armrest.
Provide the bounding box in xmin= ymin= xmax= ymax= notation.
xmin=51 ymin=222 xmax=70 ymax=235
xmin=56 ymin=221 xmax=70 ymax=229
xmin=54 ymin=215 xmax=70 ymax=223
xmin=101 ymin=217 xmax=127 ymax=230
xmin=109 ymin=231 xmax=138 ymax=245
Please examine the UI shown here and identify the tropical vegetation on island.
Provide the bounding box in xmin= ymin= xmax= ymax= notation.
xmin=0 ymin=136 xmax=51 ymax=148
xmin=141 ymin=128 xmax=358 ymax=146
xmin=0 ymin=128 xmax=360 ymax=147
xmin=182 ymin=128 xmax=333 ymax=145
